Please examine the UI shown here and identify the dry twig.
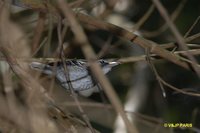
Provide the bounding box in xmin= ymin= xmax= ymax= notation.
xmin=57 ymin=0 xmax=138 ymax=133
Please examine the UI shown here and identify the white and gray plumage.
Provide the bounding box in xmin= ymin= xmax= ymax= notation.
xmin=30 ymin=60 xmax=119 ymax=96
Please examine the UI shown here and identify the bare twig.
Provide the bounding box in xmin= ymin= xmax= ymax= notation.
xmin=10 ymin=0 xmax=200 ymax=73
xmin=31 ymin=37 xmax=48 ymax=57
xmin=0 ymin=46 xmax=54 ymax=102
xmin=152 ymin=0 xmax=200 ymax=77
xmin=77 ymin=13 xmax=196 ymax=72
xmin=159 ymin=77 xmax=200 ymax=97
xmin=57 ymin=14 xmax=96 ymax=132
xmin=31 ymin=12 xmax=46 ymax=53
xmin=119 ymin=48 xmax=200 ymax=64
xmin=142 ymin=0 xmax=187 ymax=37
xmin=161 ymin=32 xmax=200 ymax=49
xmin=185 ymin=32 xmax=200 ymax=42
xmin=1 ymin=47 xmax=200 ymax=65
xmin=57 ymin=0 xmax=139 ymax=133
xmin=43 ymin=14 xmax=53 ymax=57
xmin=146 ymin=48 xmax=166 ymax=97
xmin=145 ymin=47 xmax=200 ymax=97
xmin=184 ymin=16 xmax=200 ymax=38
xmin=97 ymin=36 xmax=113 ymax=58
xmin=132 ymin=4 xmax=155 ymax=32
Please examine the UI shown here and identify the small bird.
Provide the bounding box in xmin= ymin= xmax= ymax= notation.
xmin=30 ymin=59 xmax=119 ymax=96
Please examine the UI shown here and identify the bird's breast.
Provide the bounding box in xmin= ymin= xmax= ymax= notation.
xmin=56 ymin=66 xmax=95 ymax=91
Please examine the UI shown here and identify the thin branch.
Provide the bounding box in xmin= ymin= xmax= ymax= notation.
xmin=146 ymin=48 xmax=166 ymax=97
xmin=159 ymin=77 xmax=200 ymax=97
xmin=97 ymin=36 xmax=113 ymax=58
xmin=145 ymin=47 xmax=200 ymax=97
xmin=11 ymin=0 xmax=199 ymax=73
xmin=31 ymin=12 xmax=46 ymax=53
xmin=43 ymin=14 xmax=53 ymax=57
xmin=132 ymin=4 xmax=155 ymax=32
xmin=57 ymin=14 xmax=95 ymax=132
xmin=161 ymin=32 xmax=200 ymax=49
xmin=152 ymin=0 xmax=200 ymax=77
xmin=31 ymin=37 xmax=47 ymax=57
xmin=57 ymin=0 xmax=139 ymax=133
xmin=119 ymin=48 xmax=200 ymax=64
xmin=77 ymin=13 xmax=195 ymax=71
xmin=58 ymin=102 xmax=113 ymax=109
xmin=1 ymin=47 xmax=200 ymax=65
xmin=142 ymin=0 xmax=187 ymax=37
xmin=0 ymin=46 xmax=55 ymax=102
xmin=184 ymin=16 xmax=200 ymax=38
xmin=186 ymin=32 xmax=200 ymax=42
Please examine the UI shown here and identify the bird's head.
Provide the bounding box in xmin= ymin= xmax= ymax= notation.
xmin=98 ymin=60 xmax=120 ymax=74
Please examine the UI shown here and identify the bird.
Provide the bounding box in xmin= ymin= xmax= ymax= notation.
xmin=30 ymin=59 xmax=120 ymax=96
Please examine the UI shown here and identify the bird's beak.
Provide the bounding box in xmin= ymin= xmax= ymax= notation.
xmin=108 ymin=61 xmax=120 ymax=67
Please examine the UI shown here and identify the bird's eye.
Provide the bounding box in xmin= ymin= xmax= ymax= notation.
xmin=99 ymin=60 xmax=109 ymax=66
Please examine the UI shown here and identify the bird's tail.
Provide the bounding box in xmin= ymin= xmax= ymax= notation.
xmin=29 ymin=62 xmax=46 ymax=71
xmin=30 ymin=62 xmax=54 ymax=75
